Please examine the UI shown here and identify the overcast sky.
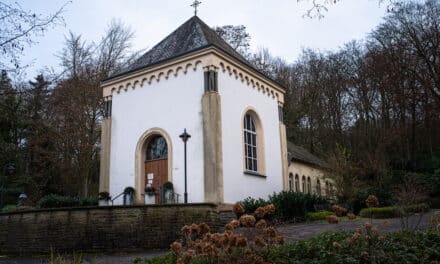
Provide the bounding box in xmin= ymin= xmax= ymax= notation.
xmin=8 ymin=0 xmax=389 ymax=79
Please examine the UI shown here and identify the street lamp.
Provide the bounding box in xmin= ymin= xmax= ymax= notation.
xmin=179 ymin=129 xmax=191 ymax=204
xmin=0 ymin=163 xmax=16 ymax=208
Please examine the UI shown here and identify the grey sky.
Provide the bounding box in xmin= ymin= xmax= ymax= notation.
xmin=8 ymin=0 xmax=388 ymax=79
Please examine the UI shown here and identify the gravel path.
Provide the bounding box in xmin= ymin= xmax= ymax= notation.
xmin=278 ymin=210 xmax=438 ymax=241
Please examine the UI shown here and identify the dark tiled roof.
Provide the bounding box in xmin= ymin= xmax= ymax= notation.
xmin=106 ymin=16 xmax=253 ymax=81
xmin=287 ymin=141 xmax=329 ymax=169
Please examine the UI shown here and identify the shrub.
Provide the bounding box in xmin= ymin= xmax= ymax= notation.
xmin=240 ymin=192 xmax=329 ymax=222
xmin=37 ymin=194 xmax=98 ymax=209
xmin=98 ymin=191 xmax=111 ymax=201
xmin=306 ymin=211 xmax=333 ymax=221
xmin=352 ymin=188 xmax=394 ymax=214
xmin=240 ymin=197 xmax=269 ymax=214
xmin=269 ymin=191 xmax=329 ymax=221
xmin=360 ymin=207 xmax=396 ymax=218
xmin=1 ymin=204 xmax=17 ymax=212
xmin=162 ymin=181 xmax=174 ymax=190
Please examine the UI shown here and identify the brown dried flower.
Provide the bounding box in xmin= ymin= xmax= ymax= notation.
xmin=366 ymin=195 xmax=379 ymax=208
xmin=332 ymin=205 xmax=348 ymax=216
xmin=255 ymin=219 xmax=268 ymax=229
xmin=326 ymin=214 xmax=339 ymax=224
xmin=265 ymin=226 xmax=277 ymax=237
xmin=183 ymin=251 xmax=193 ymax=262
xmin=190 ymin=223 xmax=200 ymax=234
xmin=254 ymin=236 xmax=266 ymax=248
xmin=239 ymin=214 xmax=256 ymax=227
xmin=224 ymin=223 xmax=233 ymax=231
xmin=199 ymin=222 xmax=210 ymax=234
xmin=230 ymin=219 xmax=240 ymax=228
xmin=170 ymin=241 xmax=182 ymax=255
xmin=332 ymin=241 xmax=343 ymax=249
xmin=233 ymin=202 xmax=245 ymax=214
xmin=254 ymin=207 xmax=266 ymax=219
xmin=181 ymin=225 xmax=191 ymax=236
xmin=237 ymin=236 xmax=248 ymax=247
xmin=347 ymin=212 xmax=356 ymax=220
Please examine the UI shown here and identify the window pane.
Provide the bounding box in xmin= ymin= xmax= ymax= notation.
xmin=146 ymin=136 xmax=168 ymax=160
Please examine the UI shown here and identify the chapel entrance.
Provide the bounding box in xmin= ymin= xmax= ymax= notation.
xmin=145 ymin=135 xmax=168 ymax=203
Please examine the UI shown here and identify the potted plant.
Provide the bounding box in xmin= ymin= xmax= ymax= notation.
xmin=98 ymin=191 xmax=111 ymax=206
xmin=144 ymin=185 xmax=156 ymax=205
xmin=162 ymin=181 xmax=174 ymax=203
xmin=123 ymin=187 xmax=135 ymax=205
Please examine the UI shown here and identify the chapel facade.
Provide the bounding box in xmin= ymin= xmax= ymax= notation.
xmin=99 ymin=16 xmax=288 ymax=205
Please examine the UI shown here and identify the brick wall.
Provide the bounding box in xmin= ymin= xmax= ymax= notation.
xmin=0 ymin=203 xmax=233 ymax=255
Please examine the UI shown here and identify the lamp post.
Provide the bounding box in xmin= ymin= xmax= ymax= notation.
xmin=0 ymin=163 xmax=16 ymax=208
xmin=179 ymin=129 xmax=191 ymax=203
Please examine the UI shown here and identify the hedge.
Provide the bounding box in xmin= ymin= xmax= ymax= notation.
xmin=359 ymin=203 xmax=430 ymax=218
xmin=241 ymin=191 xmax=329 ymax=221
xmin=36 ymin=194 xmax=98 ymax=209
xmin=306 ymin=210 xmax=334 ymax=221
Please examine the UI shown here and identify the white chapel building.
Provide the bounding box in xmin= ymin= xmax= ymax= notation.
xmin=99 ymin=16 xmax=289 ymax=205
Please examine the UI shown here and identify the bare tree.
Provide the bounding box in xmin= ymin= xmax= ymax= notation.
xmin=0 ymin=1 xmax=69 ymax=71
xmin=214 ymin=25 xmax=251 ymax=56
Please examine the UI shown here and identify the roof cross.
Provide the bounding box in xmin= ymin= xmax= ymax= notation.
xmin=190 ymin=0 xmax=202 ymax=16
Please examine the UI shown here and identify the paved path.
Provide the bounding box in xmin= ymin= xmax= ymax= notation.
xmin=278 ymin=210 xmax=438 ymax=241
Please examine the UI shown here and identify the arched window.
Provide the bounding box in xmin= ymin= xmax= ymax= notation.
xmin=307 ymin=177 xmax=312 ymax=194
xmin=295 ymin=174 xmax=300 ymax=192
xmin=289 ymin=173 xmax=293 ymax=191
xmin=243 ymin=111 xmax=264 ymax=174
xmin=316 ymin=179 xmax=321 ymax=195
xmin=146 ymin=136 xmax=168 ymax=160
xmin=302 ymin=176 xmax=306 ymax=193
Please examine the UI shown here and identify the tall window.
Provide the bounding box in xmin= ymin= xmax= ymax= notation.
xmin=316 ymin=179 xmax=321 ymax=195
xmin=244 ymin=114 xmax=258 ymax=172
xmin=289 ymin=173 xmax=293 ymax=191
xmin=307 ymin=177 xmax=312 ymax=194
xmin=295 ymin=174 xmax=300 ymax=192
xmin=302 ymin=176 xmax=306 ymax=193
xmin=325 ymin=181 xmax=329 ymax=197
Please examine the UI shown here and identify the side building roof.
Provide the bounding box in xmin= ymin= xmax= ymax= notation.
xmin=287 ymin=141 xmax=329 ymax=170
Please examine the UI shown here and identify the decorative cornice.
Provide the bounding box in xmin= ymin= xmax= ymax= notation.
xmin=101 ymin=47 xmax=285 ymax=104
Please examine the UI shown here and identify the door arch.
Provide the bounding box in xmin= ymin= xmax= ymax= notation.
xmin=135 ymin=128 xmax=173 ymax=204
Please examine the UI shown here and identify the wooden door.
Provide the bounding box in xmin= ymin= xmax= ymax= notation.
xmin=145 ymin=135 xmax=168 ymax=203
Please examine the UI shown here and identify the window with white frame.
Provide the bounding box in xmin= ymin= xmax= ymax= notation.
xmin=244 ymin=114 xmax=258 ymax=172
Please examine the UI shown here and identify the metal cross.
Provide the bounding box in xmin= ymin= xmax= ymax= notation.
xmin=190 ymin=0 xmax=202 ymax=16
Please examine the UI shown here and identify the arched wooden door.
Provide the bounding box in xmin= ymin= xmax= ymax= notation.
xmin=145 ymin=135 xmax=168 ymax=203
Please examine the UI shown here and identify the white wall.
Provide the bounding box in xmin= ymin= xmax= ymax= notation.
xmin=109 ymin=67 xmax=205 ymax=204
xmin=219 ymin=72 xmax=284 ymax=203
xmin=288 ymin=161 xmax=332 ymax=197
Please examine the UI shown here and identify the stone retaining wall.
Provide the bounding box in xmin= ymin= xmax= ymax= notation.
xmin=0 ymin=203 xmax=233 ymax=255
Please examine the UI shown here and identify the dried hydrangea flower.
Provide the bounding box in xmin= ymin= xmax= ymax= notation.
xmin=366 ymin=195 xmax=379 ymax=208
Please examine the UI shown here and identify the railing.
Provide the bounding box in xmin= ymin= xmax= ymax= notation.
xmin=158 ymin=186 xmax=180 ymax=204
